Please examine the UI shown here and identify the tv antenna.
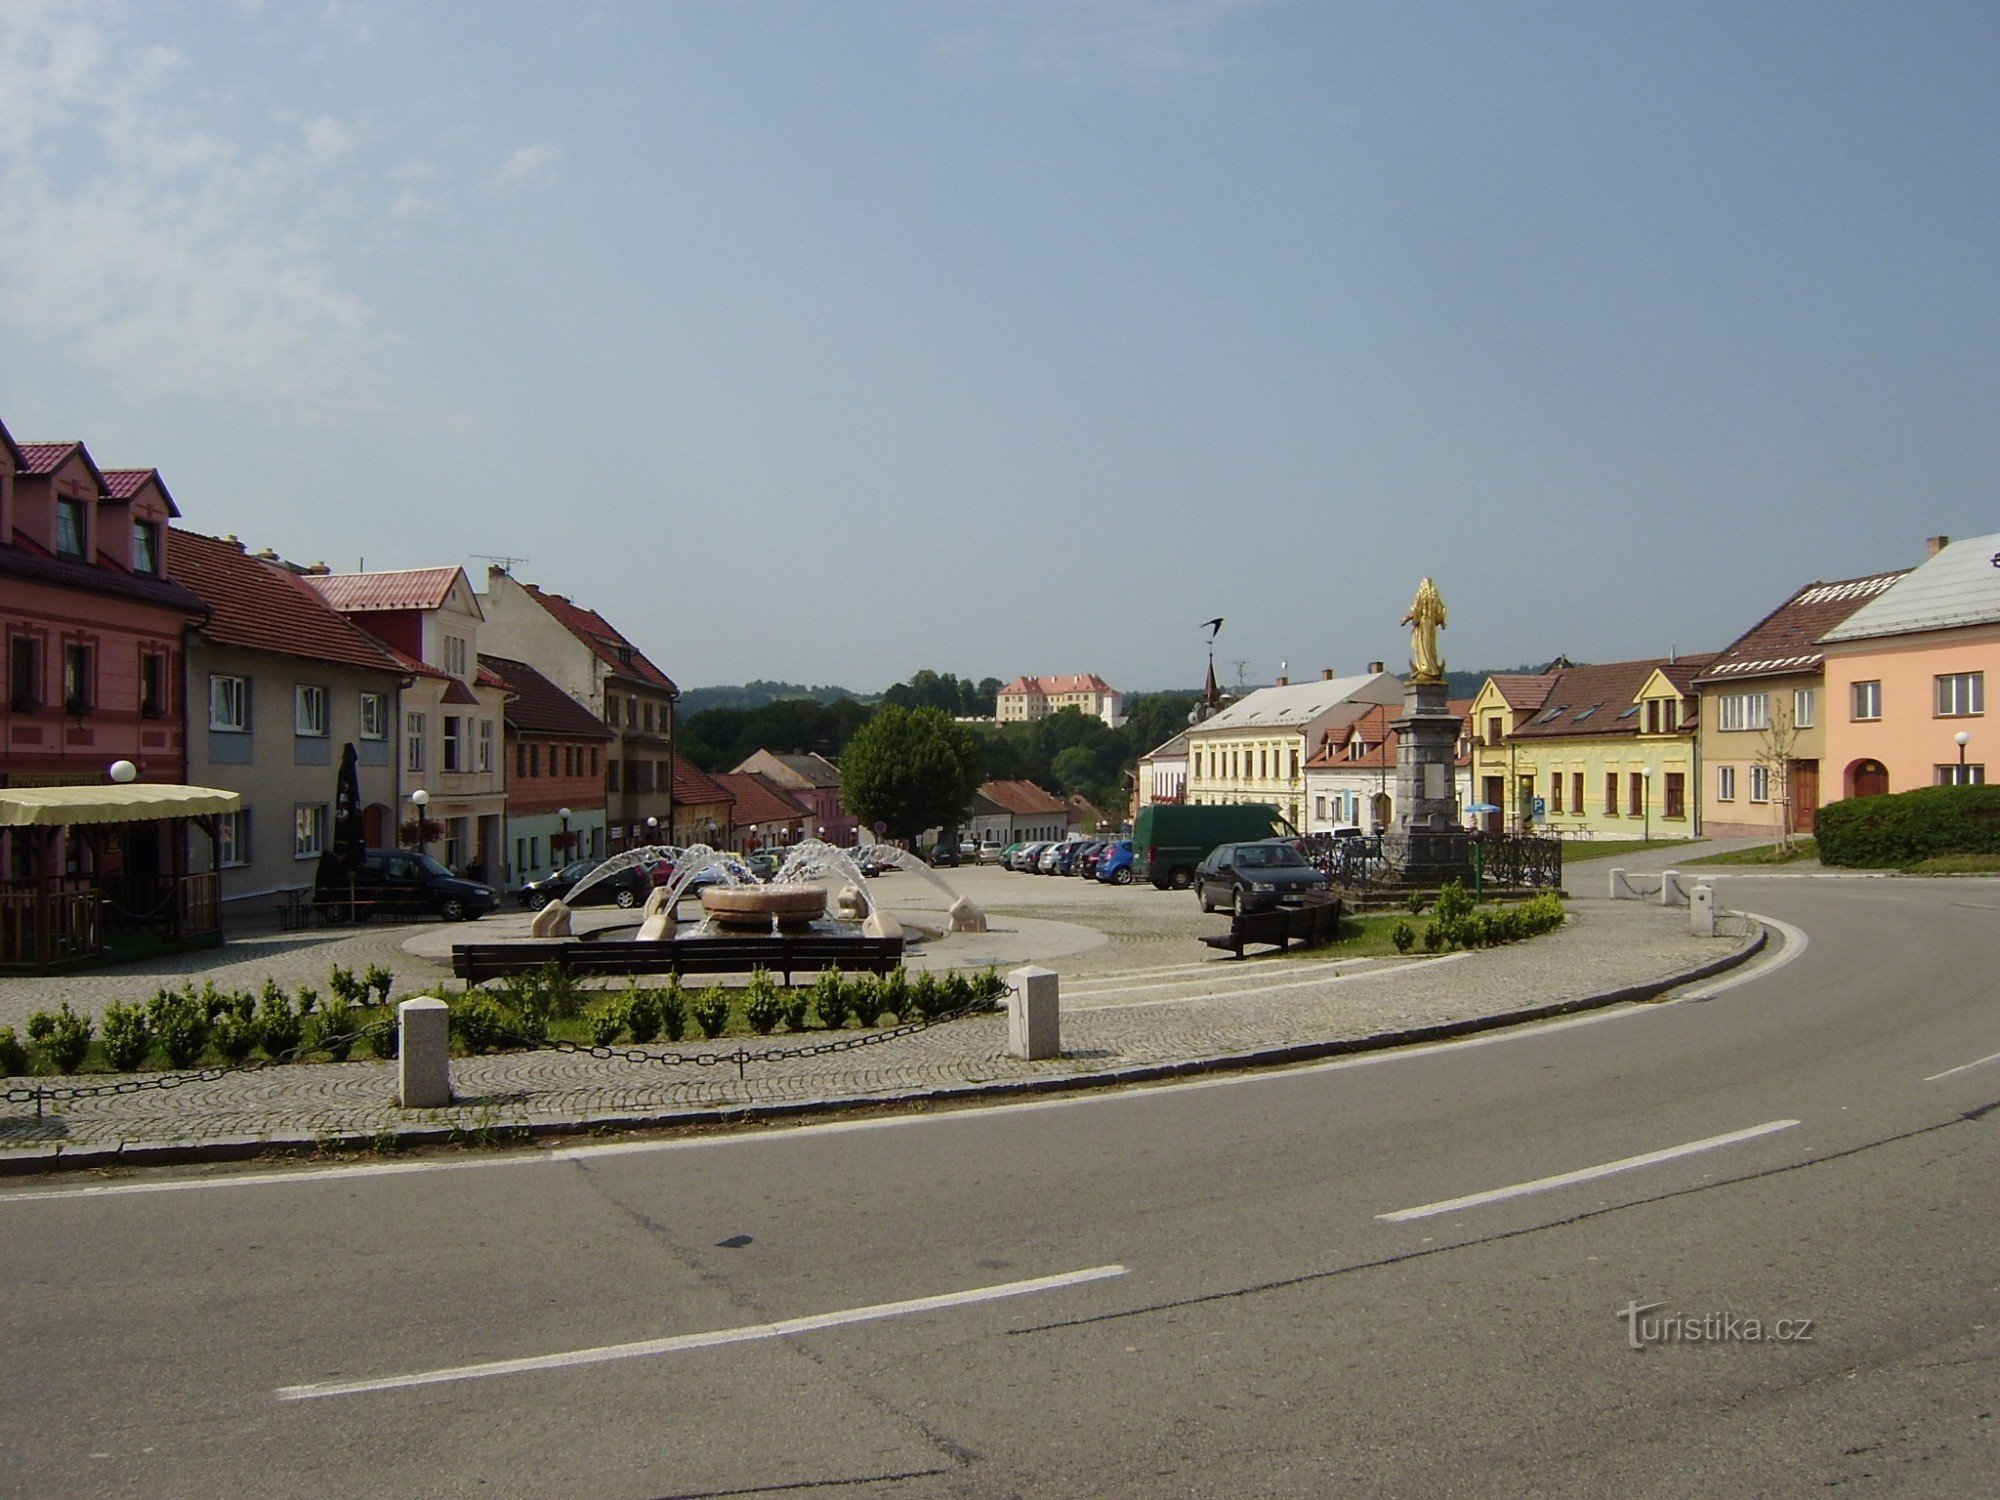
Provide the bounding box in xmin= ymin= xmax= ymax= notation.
xmin=1232 ymin=660 xmax=1251 ymax=694
xmin=475 ymin=554 xmax=531 ymax=575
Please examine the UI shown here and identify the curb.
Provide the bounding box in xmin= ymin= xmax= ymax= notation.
xmin=0 ymin=924 xmax=1771 ymax=1178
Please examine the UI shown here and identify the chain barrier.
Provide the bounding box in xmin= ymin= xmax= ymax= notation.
xmin=2 ymin=1019 xmax=397 ymax=1120
xmin=485 ymin=997 xmax=1002 ymax=1081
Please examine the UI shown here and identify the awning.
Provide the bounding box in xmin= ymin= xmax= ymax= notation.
xmin=0 ymin=784 xmax=244 ymax=828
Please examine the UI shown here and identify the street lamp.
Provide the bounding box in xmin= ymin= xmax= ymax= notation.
xmin=1955 ymin=729 xmax=1972 ymax=782
xmin=1640 ymin=767 xmax=1653 ymax=843
xmin=645 ymin=815 xmax=659 ymax=847
xmin=410 ymin=789 xmax=430 ymax=858
xmin=705 ymin=819 xmax=719 ymax=850
xmin=108 ymin=760 xmax=138 ymax=784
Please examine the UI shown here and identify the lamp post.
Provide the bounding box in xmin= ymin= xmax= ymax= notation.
xmin=645 ymin=815 xmax=659 ymax=848
xmin=410 ymin=789 xmax=430 ymax=859
xmin=1955 ymin=729 xmax=1972 ymax=783
xmin=108 ymin=760 xmax=138 ymax=784
xmin=1640 ymin=767 xmax=1653 ymax=843
xmin=705 ymin=819 xmax=719 ymax=851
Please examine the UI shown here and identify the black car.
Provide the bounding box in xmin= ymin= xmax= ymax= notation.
xmin=314 ymin=849 xmax=498 ymax=923
xmin=518 ymin=857 xmax=654 ymax=910
xmin=1194 ymin=840 xmax=1331 ymax=916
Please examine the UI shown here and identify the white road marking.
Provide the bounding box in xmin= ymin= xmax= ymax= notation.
xmin=1376 ymin=1119 xmax=1801 ymax=1222
xmin=1925 ymin=1049 xmax=2000 ymax=1083
xmin=1679 ymin=910 xmax=1807 ymax=1000
xmin=276 ymin=1264 xmax=1129 ymax=1400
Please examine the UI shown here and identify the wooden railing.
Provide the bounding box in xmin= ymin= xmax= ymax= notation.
xmin=0 ymin=884 xmax=103 ymax=972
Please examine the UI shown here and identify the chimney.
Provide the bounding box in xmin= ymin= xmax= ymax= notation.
xmin=1322 ymin=667 xmax=1334 ymax=681
xmin=1275 ymin=674 xmax=1289 ymax=687
xmin=302 ymin=562 xmax=330 ymax=576
xmin=1367 ymin=661 xmax=1384 ymax=675
xmin=1927 ymin=534 xmax=1951 ymax=558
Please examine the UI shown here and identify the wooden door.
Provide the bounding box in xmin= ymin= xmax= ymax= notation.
xmin=1789 ymin=760 xmax=1819 ymax=833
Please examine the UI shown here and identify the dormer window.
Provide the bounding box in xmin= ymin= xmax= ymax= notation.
xmin=55 ymin=498 xmax=89 ymax=559
xmin=132 ymin=520 xmax=160 ymax=574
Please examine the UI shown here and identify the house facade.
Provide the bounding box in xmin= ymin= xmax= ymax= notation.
xmin=1134 ymin=732 xmax=1189 ymax=811
xmin=668 ymin=756 xmax=736 ymax=848
xmin=731 ymin=750 xmax=858 ymax=845
xmin=478 ymin=568 xmax=679 ymax=856
xmin=304 ymin=567 xmax=508 ymax=880
xmin=1469 ymin=656 xmax=1713 ymax=839
xmin=1303 ymin=699 xmax=1473 ymax=835
xmin=970 ymin=780 xmax=1068 ymax=845
xmin=711 ymin=771 xmax=810 ymax=851
xmin=1183 ymin=668 xmax=1404 ymax=832
xmin=479 ymin=653 xmax=613 ymax=887
xmin=1818 ymin=533 xmax=1998 ymax=799
xmin=168 ymin=529 xmax=407 ymax=906
xmin=1694 ymin=571 xmax=1906 ymax=837
xmin=996 ymin=674 xmax=1125 ymax=728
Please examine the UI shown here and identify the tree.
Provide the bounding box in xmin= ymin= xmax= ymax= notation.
xmin=840 ymin=705 xmax=984 ymax=843
xmin=1753 ymin=701 xmax=1806 ymax=853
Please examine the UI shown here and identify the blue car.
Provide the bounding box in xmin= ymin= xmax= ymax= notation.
xmin=1094 ymin=840 xmax=1135 ymax=885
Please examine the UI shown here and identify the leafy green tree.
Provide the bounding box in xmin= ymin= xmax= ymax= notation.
xmin=840 ymin=706 xmax=984 ymax=842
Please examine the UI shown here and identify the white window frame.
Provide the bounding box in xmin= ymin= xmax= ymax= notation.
xmin=294 ymin=802 xmax=327 ymax=860
xmin=1748 ymin=764 xmax=1771 ymax=803
xmin=209 ymin=674 xmax=249 ymax=732
xmin=217 ymin=809 xmax=250 ymax=867
xmin=1935 ymin=763 xmax=1986 ymax=787
xmin=1793 ymin=688 xmax=1815 ymax=729
xmin=477 ymin=717 xmax=495 ymax=773
xmin=1935 ymin=671 xmax=1985 ymax=718
xmin=295 ymin=684 xmax=329 ymax=737
xmin=1717 ymin=765 xmax=1736 ymax=801
xmin=359 ymin=692 xmax=389 ymax=740
xmin=443 ymin=634 xmax=467 ymax=678
xmin=443 ymin=714 xmax=463 ymax=773
xmin=54 ymin=497 xmax=88 ymax=558
xmin=1852 ymin=681 xmax=1882 ymax=721
xmin=405 ymin=711 xmax=426 ymax=773
xmin=1718 ymin=693 xmax=1769 ymax=733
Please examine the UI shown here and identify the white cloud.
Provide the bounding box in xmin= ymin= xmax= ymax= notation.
xmin=389 ymin=157 xmax=446 ymax=219
xmin=487 ymin=142 xmax=563 ymax=195
xmin=301 ymin=114 xmax=360 ymax=163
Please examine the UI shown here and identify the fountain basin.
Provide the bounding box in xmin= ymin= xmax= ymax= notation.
xmin=699 ymin=883 xmax=828 ymax=930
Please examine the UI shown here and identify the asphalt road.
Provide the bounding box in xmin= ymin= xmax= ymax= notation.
xmin=2 ymin=877 xmax=1994 ymax=1498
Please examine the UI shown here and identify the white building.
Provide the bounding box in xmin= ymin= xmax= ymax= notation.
xmin=996 ymin=673 xmax=1125 ymax=728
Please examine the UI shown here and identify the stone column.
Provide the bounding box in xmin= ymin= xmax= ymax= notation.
xmin=1385 ymin=679 xmax=1472 ymax=886
xmin=398 ymin=997 xmax=451 ymax=1108
xmin=1006 ymin=966 xmax=1060 ymax=1060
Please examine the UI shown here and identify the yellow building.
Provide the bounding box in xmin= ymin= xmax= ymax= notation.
xmin=1184 ymin=668 xmax=1403 ymax=831
xmin=1469 ymin=655 xmax=1714 ymax=839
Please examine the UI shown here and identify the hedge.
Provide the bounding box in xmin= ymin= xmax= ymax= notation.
xmin=1814 ymin=783 xmax=2000 ymax=868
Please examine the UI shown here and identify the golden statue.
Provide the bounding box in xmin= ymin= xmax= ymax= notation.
xmin=1402 ymin=577 xmax=1447 ymax=684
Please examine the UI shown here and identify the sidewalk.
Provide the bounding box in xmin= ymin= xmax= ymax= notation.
xmin=0 ymin=885 xmax=1763 ymax=1173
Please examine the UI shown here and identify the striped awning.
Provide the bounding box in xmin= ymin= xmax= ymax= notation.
xmin=0 ymin=784 xmax=243 ymax=828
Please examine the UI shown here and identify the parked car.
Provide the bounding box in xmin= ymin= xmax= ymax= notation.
xmin=1133 ymin=802 xmax=1290 ymax=890
xmin=930 ymin=840 xmax=960 ymax=867
xmin=997 ymin=841 xmax=1027 ymax=869
xmin=1095 ymin=840 xmax=1136 ymax=884
xmin=746 ymin=851 xmax=784 ymax=882
xmin=1073 ymin=839 xmax=1110 ymax=877
xmin=313 ymin=848 xmax=497 ymax=923
xmin=518 ymin=857 xmax=652 ymax=910
xmin=1012 ymin=842 xmax=1051 ymax=871
xmin=1036 ymin=842 xmax=1068 ymax=874
xmin=979 ymin=840 xmax=1005 ymax=864
xmin=1194 ymin=839 xmax=1331 ymax=916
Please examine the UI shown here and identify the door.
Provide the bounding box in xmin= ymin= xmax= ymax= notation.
xmin=1848 ymin=759 xmax=1888 ymax=799
xmin=1482 ymin=776 xmax=1505 ymax=835
xmin=1789 ymin=760 xmax=1819 ymax=833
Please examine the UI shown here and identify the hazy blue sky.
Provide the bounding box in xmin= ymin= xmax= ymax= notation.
xmin=2 ymin=2 xmax=1994 ymax=693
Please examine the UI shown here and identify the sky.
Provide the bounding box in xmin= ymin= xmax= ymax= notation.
xmin=2 ymin=1 xmax=1995 ymax=695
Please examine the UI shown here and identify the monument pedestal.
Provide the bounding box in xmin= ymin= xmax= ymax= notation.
xmin=1384 ymin=679 xmax=1473 ymax=886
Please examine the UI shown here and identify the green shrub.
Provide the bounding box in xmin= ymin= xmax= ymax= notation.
xmin=1421 ymin=922 xmax=1447 ymax=954
xmin=590 ymin=1004 xmax=627 ymax=1047
xmin=692 ymin=989 xmax=730 ymax=1039
xmin=908 ymin=971 xmax=941 ymax=1022
xmin=744 ymin=969 xmax=784 ymax=1034
xmin=311 ymin=999 xmax=358 ymax=1062
xmin=1520 ymin=892 xmax=1565 ymax=933
xmin=149 ymin=987 xmax=211 ymax=1069
xmin=362 ymin=964 xmax=395 ymax=1005
xmin=1391 ymin=921 xmax=1415 ymax=955
xmin=976 ymin=968 xmax=1009 ymax=1007
xmin=878 ymin=966 xmax=910 ymax=1022
xmin=1434 ymin=880 xmax=1474 ymax=926
xmin=101 ymin=1001 xmax=154 ymax=1071
xmin=1404 ymin=892 xmax=1428 ymax=916
xmin=0 ymin=1026 xmax=26 ymax=1077
xmin=32 ymin=1004 xmax=92 ymax=1073
xmin=258 ymin=987 xmax=304 ymax=1057
xmin=625 ymin=986 xmax=663 ymax=1044
xmin=327 ymin=964 xmax=366 ymax=1008
xmin=369 ymin=1016 xmax=399 ymax=1061
xmin=851 ymin=974 xmax=881 ymax=1028
xmin=813 ymin=968 xmax=851 ymax=1031
xmin=451 ymin=996 xmax=505 ymax=1053
xmin=1815 ymin=784 xmax=2000 ymax=868
xmin=295 ymin=985 xmax=319 ymax=1016
xmin=658 ymin=981 xmax=688 ymax=1042
xmin=781 ymin=991 xmax=811 ymax=1033
xmin=197 ymin=980 xmax=228 ymax=1023
xmin=212 ymin=1007 xmax=261 ymax=1065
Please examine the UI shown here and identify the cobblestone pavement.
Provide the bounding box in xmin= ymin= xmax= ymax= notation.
xmin=0 ymin=868 xmax=1761 ymax=1165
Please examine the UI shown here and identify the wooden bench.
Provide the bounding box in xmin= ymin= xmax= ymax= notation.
xmin=451 ymin=934 xmax=906 ymax=987
xmin=1198 ymin=895 xmax=1344 ymax=960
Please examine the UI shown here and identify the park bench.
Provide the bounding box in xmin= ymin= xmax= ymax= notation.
xmin=451 ymin=933 xmax=906 ymax=987
xmin=1198 ymin=893 xmax=1344 ymax=960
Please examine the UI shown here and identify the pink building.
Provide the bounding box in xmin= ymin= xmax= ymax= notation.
xmin=1819 ymin=533 xmax=1998 ymax=799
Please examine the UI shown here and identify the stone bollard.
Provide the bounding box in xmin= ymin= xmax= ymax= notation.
xmin=1609 ymin=868 xmax=1632 ymax=900
xmin=1660 ymin=870 xmax=1686 ymax=906
xmin=1006 ymin=965 xmax=1060 ymax=1061
xmin=1690 ymin=883 xmax=1718 ymax=937
xmin=398 ymin=997 xmax=451 ymax=1108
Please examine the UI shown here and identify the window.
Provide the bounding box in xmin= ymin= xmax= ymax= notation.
xmin=1936 ymin=763 xmax=1986 ymax=786
xmin=1664 ymin=772 xmax=1685 ymax=819
xmin=443 ymin=635 xmax=467 ymax=678
xmin=1643 ymin=699 xmax=1679 ymax=734
xmin=405 ymin=712 xmax=426 ymax=772
xmin=1749 ymin=764 xmax=1771 ymax=803
xmin=131 ymin=520 xmax=160 ymax=574
xmin=443 ymin=715 xmax=463 ymax=772
xmin=606 ymin=758 xmax=619 ymax=792
xmin=10 ymin=635 xmax=41 ymax=711
xmin=1793 ymin=688 xmax=1815 ymax=729
xmin=54 ymin=498 xmax=88 ymax=558
xmin=1606 ymin=770 xmax=1620 ymax=815
xmin=1485 ymin=715 xmax=1503 ymax=746
xmin=643 ymin=701 xmax=655 ymax=733
xmin=140 ymin=653 xmax=166 ymax=718
xmin=217 ymin=810 xmax=250 ymax=867
xmin=590 ymin=747 xmax=600 ymax=776
xmin=295 ymin=684 xmax=328 ymax=737
xmin=1550 ymin=775 xmax=1564 ymax=814
xmin=294 ymin=803 xmax=327 ymax=859
xmin=1935 ymin=672 xmax=1984 ymax=717
xmin=1718 ymin=765 xmax=1737 ymax=801
xmin=360 ymin=692 xmax=389 ymax=740
xmin=1718 ymin=693 xmax=1770 ymax=732
xmin=477 ymin=718 xmax=495 ymax=773
xmin=210 ymin=674 xmax=249 ymax=731
xmin=63 ymin=643 xmax=92 ymax=714
xmin=1852 ymin=681 xmax=1882 ymax=721
xmin=1628 ymin=773 xmax=1644 ymax=817
xmin=1572 ymin=772 xmax=1583 ymax=815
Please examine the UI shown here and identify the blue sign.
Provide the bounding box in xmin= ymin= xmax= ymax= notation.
xmin=1532 ymin=797 xmax=1546 ymax=817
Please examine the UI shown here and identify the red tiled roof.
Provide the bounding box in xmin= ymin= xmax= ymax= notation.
xmin=711 ymin=771 xmax=811 ymax=826
xmin=167 ymin=528 xmax=406 ymax=675
xmin=304 ymin=567 xmax=465 ymax=613
xmin=17 ymin=442 xmax=83 ymax=476
xmin=1695 ymin=572 xmax=1910 ymax=684
xmin=999 ymin=674 xmax=1118 ymax=697
xmin=521 ymin=582 xmax=676 ymax=692
xmin=1485 ymin=674 xmax=1559 ymax=712
xmin=479 ymin=654 xmax=612 ymax=739
xmin=672 ymin=754 xmax=733 ymax=808
xmin=978 ymin=779 xmax=1067 ymax=816
xmin=1509 ymin=654 xmax=1718 ymax=739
